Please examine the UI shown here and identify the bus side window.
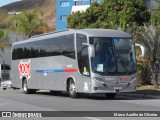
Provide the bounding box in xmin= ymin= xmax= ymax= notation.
xmin=76 ymin=33 xmax=90 ymax=76
xmin=80 ymin=47 xmax=90 ymax=76
xmin=23 ymin=43 xmax=31 ymax=59
xmin=12 ymin=48 xmax=18 ymax=60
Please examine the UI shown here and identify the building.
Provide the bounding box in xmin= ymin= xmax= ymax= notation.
xmin=56 ymin=0 xmax=102 ymax=31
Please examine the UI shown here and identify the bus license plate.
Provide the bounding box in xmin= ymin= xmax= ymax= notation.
xmin=114 ymin=87 xmax=122 ymax=93
xmin=114 ymin=87 xmax=122 ymax=90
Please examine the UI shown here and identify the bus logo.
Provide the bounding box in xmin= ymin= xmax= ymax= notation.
xmin=119 ymin=77 xmax=127 ymax=81
xmin=18 ymin=60 xmax=31 ymax=79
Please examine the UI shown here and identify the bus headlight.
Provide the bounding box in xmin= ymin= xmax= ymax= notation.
xmin=93 ymin=77 xmax=105 ymax=83
xmin=128 ymin=77 xmax=137 ymax=84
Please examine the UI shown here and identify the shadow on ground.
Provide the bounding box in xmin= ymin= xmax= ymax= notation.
xmin=136 ymin=89 xmax=160 ymax=96
xmin=34 ymin=91 xmax=151 ymax=100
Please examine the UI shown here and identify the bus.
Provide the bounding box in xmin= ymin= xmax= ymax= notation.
xmin=0 ymin=64 xmax=11 ymax=89
xmin=11 ymin=29 xmax=143 ymax=98
xmin=0 ymin=64 xmax=11 ymax=82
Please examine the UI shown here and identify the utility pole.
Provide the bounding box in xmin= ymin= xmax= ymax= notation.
xmin=0 ymin=54 xmax=5 ymax=64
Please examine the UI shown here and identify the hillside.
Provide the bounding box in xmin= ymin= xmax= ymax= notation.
xmin=0 ymin=0 xmax=56 ymax=28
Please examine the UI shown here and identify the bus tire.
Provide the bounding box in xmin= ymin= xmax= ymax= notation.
xmin=69 ymin=80 xmax=79 ymax=98
xmin=105 ymin=93 xmax=116 ymax=99
xmin=23 ymin=79 xmax=35 ymax=94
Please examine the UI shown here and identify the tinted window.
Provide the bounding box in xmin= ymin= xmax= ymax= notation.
xmin=12 ymin=47 xmax=18 ymax=60
xmin=12 ymin=44 xmax=30 ymax=60
xmin=17 ymin=45 xmax=24 ymax=59
xmin=30 ymin=41 xmax=39 ymax=58
xmin=76 ymin=33 xmax=90 ymax=76
xmin=61 ymin=34 xmax=75 ymax=59
xmin=12 ymin=34 xmax=75 ymax=60
xmin=39 ymin=40 xmax=51 ymax=57
xmin=23 ymin=43 xmax=31 ymax=59
xmin=50 ymin=37 xmax=62 ymax=56
xmin=1 ymin=65 xmax=10 ymax=70
xmin=76 ymin=34 xmax=87 ymax=53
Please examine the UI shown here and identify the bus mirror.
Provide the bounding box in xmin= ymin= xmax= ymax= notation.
xmin=89 ymin=45 xmax=95 ymax=58
xmin=82 ymin=43 xmax=95 ymax=58
xmin=135 ymin=43 xmax=147 ymax=57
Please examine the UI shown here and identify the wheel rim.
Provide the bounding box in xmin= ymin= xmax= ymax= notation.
xmin=23 ymin=81 xmax=27 ymax=92
xmin=70 ymin=83 xmax=75 ymax=95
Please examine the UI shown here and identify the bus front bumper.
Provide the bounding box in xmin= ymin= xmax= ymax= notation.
xmin=90 ymin=84 xmax=137 ymax=94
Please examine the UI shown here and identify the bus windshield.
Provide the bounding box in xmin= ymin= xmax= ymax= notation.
xmin=89 ymin=37 xmax=136 ymax=75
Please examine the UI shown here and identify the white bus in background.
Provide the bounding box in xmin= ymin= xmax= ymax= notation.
xmin=0 ymin=64 xmax=11 ymax=90
xmin=11 ymin=29 xmax=145 ymax=98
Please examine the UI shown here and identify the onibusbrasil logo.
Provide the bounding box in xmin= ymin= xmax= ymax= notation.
xmin=18 ymin=59 xmax=31 ymax=79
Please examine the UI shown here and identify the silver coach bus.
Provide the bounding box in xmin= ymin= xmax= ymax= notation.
xmin=11 ymin=29 xmax=140 ymax=98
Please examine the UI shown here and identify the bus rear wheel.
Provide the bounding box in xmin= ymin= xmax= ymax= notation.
xmin=69 ymin=80 xmax=79 ymax=98
xmin=105 ymin=93 xmax=116 ymax=99
xmin=23 ymin=79 xmax=36 ymax=94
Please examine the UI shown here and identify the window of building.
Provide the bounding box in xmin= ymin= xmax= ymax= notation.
xmin=60 ymin=15 xmax=67 ymax=21
xmin=60 ymin=1 xmax=69 ymax=7
xmin=90 ymin=0 xmax=97 ymax=4
xmin=75 ymin=1 xmax=82 ymax=6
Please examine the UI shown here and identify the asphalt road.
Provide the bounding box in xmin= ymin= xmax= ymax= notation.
xmin=0 ymin=88 xmax=160 ymax=120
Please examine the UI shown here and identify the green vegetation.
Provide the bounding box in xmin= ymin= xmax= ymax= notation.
xmin=9 ymin=10 xmax=45 ymax=38
xmin=9 ymin=9 xmax=53 ymax=38
xmin=0 ymin=29 xmax=4 ymax=39
xmin=0 ymin=29 xmax=10 ymax=52
xmin=138 ymin=24 xmax=160 ymax=88
xmin=137 ymin=86 xmax=160 ymax=96
xmin=67 ymin=0 xmax=150 ymax=30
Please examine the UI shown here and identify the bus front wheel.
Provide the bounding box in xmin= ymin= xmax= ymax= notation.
xmin=69 ymin=80 xmax=79 ymax=98
xmin=23 ymin=79 xmax=36 ymax=94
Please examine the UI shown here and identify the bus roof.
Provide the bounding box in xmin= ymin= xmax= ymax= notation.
xmin=77 ymin=29 xmax=131 ymax=38
xmin=12 ymin=29 xmax=131 ymax=46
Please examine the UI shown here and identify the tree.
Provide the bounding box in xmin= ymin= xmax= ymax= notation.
xmin=68 ymin=3 xmax=106 ymax=29
xmin=137 ymin=3 xmax=160 ymax=88
xmin=67 ymin=0 xmax=150 ymax=30
xmin=138 ymin=24 xmax=160 ymax=88
xmin=0 ymin=29 xmax=10 ymax=49
xmin=0 ymin=29 xmax=10 ymax=63
xmin=0 ymin=30 xmax=4 ymax=40
xmin=9 ymin=10 xmax=51 ymax=38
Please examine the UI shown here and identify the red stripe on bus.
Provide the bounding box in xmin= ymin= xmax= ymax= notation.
xmin=64 ymin=69 xmax=77 ymax=72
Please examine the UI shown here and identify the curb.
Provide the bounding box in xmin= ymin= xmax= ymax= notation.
xmin=118 ymin=93 xmax=160 ymax=99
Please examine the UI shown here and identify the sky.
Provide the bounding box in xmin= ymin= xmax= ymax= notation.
xmin=0 ymin=0 xmax=21 ymax=7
